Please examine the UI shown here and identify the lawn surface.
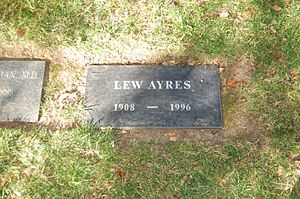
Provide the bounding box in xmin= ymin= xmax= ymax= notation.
xmin=0 ymin=0 xmax=299 ymax=198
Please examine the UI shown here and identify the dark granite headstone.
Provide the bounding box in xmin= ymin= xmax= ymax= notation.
xmin=86 ymin=65 xmax=222 ymax=128
xmin=0 ymin=60 xmax=46 ymax=122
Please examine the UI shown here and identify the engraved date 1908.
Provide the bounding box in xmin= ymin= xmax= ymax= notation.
xmin=114 ymin=104 xmax=135 ymax=112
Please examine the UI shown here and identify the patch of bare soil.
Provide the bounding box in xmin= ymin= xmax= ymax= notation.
xmin=0 ymin=42 xmax=262 ymax=144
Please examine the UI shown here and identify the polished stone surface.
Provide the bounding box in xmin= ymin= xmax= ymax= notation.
xmin=0 ymin=60 xmax=46 ymax=122
xmin=86 ymin=65 xmax=222 ymax=128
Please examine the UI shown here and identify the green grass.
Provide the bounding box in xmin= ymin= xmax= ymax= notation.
xmin=0 ymin=0 xmax=247 ymax=59
xmin=0 ymin=0 xmax=299 ymax=198
xmin=112 ymin=140 xmax=299 ymax=198
xmin=245 ymin=0 xmax=300 ymax=133
xmin=0 ymin=128 xmax=298 ymax=198
xmin=0 ymin=126 xmax=117 ymax=198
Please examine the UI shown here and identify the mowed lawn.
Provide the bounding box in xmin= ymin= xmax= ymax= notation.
xmin=0 ymin=0 xmax=299 ymax=198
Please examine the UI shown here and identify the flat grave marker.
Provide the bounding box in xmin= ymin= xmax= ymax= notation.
xmin=0 ymin=60 xmax=46 ymax=122
xmin=86 ymin=65 xmax=222 ymax=128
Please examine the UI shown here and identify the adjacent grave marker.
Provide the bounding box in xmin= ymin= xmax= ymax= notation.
xmin=86 ymin=65 xmax=222 ymax=128
xmin=0 ymin=60 xmax=46 ymax=122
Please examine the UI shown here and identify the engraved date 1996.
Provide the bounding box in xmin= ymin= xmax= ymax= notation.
xmin=170 ymin=104 xmax=191 ymax=111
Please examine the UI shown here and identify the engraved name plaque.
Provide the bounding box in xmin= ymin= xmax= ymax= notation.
xmin=86 ymin=65 xmax=222 ymax=128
